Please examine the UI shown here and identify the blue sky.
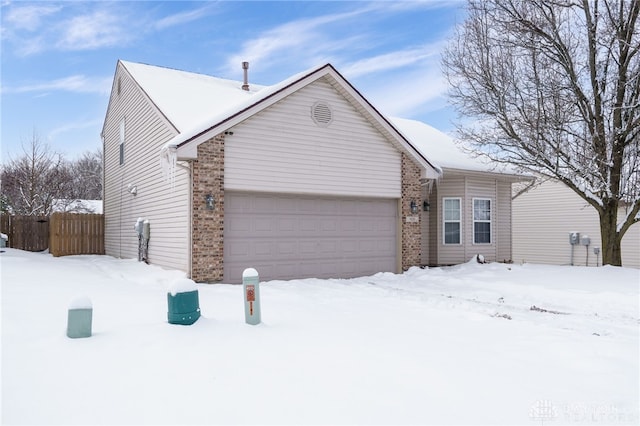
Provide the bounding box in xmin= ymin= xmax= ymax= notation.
xmin=1 ymin=1 xmax=465 ymax=161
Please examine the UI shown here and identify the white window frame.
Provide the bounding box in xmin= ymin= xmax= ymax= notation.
xmin=119 ymin=117 xmax=125 ymax=166
xmin=442 ymin=197 xmax=462 ymax=245
xmin=473 ymin=198 xmax=492 ymax=244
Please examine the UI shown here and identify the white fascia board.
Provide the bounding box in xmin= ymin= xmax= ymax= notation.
xmin=175 ymin=66 xmax=334 ymax=160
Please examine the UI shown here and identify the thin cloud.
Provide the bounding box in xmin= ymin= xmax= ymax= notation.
xmin=12 ymin=36 xmax=46 ymax=56
xmin=2 ymin=3 xmax=131 ymax=55
xmin=48 ymin=118 xmax=102 ymax=141
xmin=360 ymin=63 xmax=449 ymax=119
xmin=222 ymin=7 xmax=372 ymax=75
xmin=154 ymin=4 xmax=217 ymax=30
xmin=56 ymin=9 xmax=131 ymax=51
xmin=220 ymin=2 xmax=459 ymax=82
xmin=3 ymin=3 xmax=61 ymax=31
xmin=4 ymin=75 xmax=112 ymax=96
xmin=376 ymin=0 xmax=464 ymax=13
xmin=341 ymin=42 xmax=445 ymax=78
xmin=1 ymin=3 xmax=61 ymax=55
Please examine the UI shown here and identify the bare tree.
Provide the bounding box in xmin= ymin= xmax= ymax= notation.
xmin=0 ymin=132 xmax=73 ymax=215
xmin=1 ymin=131 xmax=104 ymax=215
xmin=69 ymin=149 xmax=103 ymax=200
xmin=442 ymin=0 xmax=640 ymax=266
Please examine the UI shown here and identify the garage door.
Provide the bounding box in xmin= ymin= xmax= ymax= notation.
xmin=224 ymin=192 xmax=398 ymax=283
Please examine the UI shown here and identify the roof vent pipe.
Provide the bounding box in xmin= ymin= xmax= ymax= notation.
xmin=242 ymin=62 xmax=249 ymax=91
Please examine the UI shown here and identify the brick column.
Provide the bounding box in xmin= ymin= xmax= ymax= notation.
xmin=401 ymin=153 xmax=422 ymax=270
xmin=191 ymin=134 xmax=225 ymax=282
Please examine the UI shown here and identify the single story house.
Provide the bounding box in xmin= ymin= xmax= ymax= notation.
xmin=101 ymin=60 xmax=525 ymax=283
xmin=513 ymin=179 xmax=640 ymax=268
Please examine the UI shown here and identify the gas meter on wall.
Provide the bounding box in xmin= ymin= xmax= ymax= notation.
xmin=134 ymin=218 xmax=144 ymax=236
xmin=142 ymin=220 xmax=150 ymax=240
xmin=569 ymin=232 xmax=580 ymax=245
xmin=134 ymin=218 xmax=150 ymax=263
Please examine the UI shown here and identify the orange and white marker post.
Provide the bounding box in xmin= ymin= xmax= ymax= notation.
xmin=242 ymin=268 xmax=261 ymax=325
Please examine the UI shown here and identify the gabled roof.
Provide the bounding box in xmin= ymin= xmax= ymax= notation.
xmin=117 ymin=61 xmax=528 ymax=180
xmin=118 ymin=60 xmax=443 ymax=179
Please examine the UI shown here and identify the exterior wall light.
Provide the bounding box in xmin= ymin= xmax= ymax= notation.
xmin=205 ymin=194 xmax=214 ymax=210
xmin=410 ymin=200 xmax=419 ymax=214
xmin=423 ymin=201 xmax=430 ymax=212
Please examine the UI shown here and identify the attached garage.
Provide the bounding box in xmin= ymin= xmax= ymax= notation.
xmin=103 ymin=60 xmax=522 ymax=284
xmin=224 ymin=192 xmax=398 ymax=282
xmin=107 ymin=61 xmax=440 ymax=283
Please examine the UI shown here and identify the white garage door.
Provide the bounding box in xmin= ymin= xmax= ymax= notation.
xmin=224 ymin=192 xmax=398 ymax=283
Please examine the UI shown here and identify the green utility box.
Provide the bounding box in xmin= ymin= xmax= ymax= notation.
xmin=167 ymin=290 xmax=200 ymax=325
xmin=67 ymin=297 xmax=93 ymax=338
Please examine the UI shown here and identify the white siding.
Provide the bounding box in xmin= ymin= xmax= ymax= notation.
xmin=513 ymin=179 xmax=640 ymax=268
xmin=224 ymin=77 xmax=401 ymax=198
xmin=103 ymin=64 xmax=191 ymax=272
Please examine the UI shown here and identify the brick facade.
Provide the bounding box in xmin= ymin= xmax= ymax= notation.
xmin=401 ymin=153 xmax=422 ymax=270
xmin=190 ymin=136 xmax=422 ymax=280
xmin=191 ymin=134 xmax=225 ymax=282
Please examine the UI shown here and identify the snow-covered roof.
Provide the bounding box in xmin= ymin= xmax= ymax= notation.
xmin=121 ymin=60 xmax=265 ymax=133
xmin=391 ymin=117 xmax=521 ymax=176
xmin=167 ymin=63 xmax=337 ymax=149
xmin=391 ymin=117 xmax=491 ymax=172
xmin=120 ymin=60 xmax=518 ymax=178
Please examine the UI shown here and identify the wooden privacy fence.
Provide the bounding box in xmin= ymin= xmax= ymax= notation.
xmin=49 ymin=213 xmax=105 ymax=257
xmin=0 ymin=214 xmax=49 ymax=251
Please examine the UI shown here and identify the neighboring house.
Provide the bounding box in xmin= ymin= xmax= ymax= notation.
xmin=513 ymin=179 xmax=640 ymax=268
xmin=102 ymin=61 xmax=525 ymax=283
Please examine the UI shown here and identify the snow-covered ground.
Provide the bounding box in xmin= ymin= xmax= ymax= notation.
xmin=1 ymin=248 xmax=638 ymax=425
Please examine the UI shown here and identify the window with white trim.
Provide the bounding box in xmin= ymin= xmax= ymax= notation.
xmin=473 ymin=198 xmax=491 ymax=244
xmin=119 ymin=118 xmax=125 ymax=165
xmin=443 ymin=198 xmax=461 ymax=244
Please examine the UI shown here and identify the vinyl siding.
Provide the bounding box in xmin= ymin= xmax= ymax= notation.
xmin=103 ymin=63 xmax=191 ymax=272
xmin=496 ymin=181 xmax=512 ymax=262
xmin=513 ymin=179 xmax=640 ymax=268
xmin=437 ymin=177 xmax=468 ymax=264
xmin=224 ymin=77 xmax=401 ymax=198
xmin=431 ymin=173 xmax=512 ymax=265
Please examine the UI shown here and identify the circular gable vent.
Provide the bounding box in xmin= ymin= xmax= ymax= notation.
xmin=311 ymin=101 xmax=333 ymax=127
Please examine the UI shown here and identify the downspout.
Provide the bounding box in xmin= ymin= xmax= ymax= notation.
xmin=464 ymin=176 xmax=468 ymax=262
xmin=396 ymin=199 xmax=402 ymax=274
xmin=176 ymin=161 xmax=193 ymax=279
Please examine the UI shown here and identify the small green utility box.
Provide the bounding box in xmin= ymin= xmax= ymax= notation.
xmin=67 ymin=297 xmax=93 ymax=338
xmin=167 ymin=289 xmax=201 ymax=325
